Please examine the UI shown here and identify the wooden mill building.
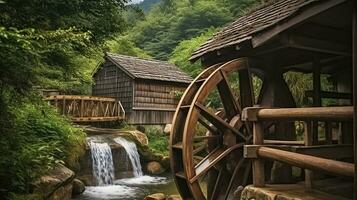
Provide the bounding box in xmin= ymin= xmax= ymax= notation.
xmin=169 ymin=0 xmax=357 ymax=200
xmin=92 ymin=53 xmax=192 ymax=125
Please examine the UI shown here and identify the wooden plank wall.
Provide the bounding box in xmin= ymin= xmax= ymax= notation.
xmin=134 ymin=80 xmax=184 ymax=109
xmin=128 ymin=110 xmax=175 ymax=125
xmin=92 ymin=60 xmax=133 ymax=112
xmin=131 ymin=80 xmax=188 ymax=124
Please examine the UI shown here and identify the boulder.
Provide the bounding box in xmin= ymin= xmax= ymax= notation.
xmin=32 ymin=163 xmax=75 ymax=200
xmin=163 ymin=124 xmax=172 ymax=135
xmin=128 ymin=130 xmax=148 ymax=146
xmin=147 ymin=161 xmax=165 ymax=175
xmin=167 ymin=195 xmax=182 ymax=200
xmin=72 ymin=179 xmax=85 ymax=196
xmin=161 ymin=156 xmax=170 ymax=169
xmin=144 ymin=193 xmax=166 ymax=200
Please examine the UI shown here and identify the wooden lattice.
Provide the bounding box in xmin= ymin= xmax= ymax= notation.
xmin=44 ymin=95 xmax=125 ymax=122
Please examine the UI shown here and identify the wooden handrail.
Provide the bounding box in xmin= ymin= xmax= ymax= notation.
xmin=257 ymin=146 xmax=354 ymax=177
xmin=243 ymin=106 xmax=353 ymax=121
xmin=44 ymin=95 xmax=117 ymax=102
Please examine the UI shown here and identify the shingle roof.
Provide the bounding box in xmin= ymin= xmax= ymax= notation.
xmin=190 ymin=0 xmax=321 ymax=61
xmin=106 ymin=53 xmax=193 ymax=84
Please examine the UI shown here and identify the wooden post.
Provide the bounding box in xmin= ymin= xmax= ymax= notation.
xmin=304 ymin=121 xmax=313 ymax=190
xmin=352 ymin=0 xmax=357 ymax=198
xmin=325 ymin=122 xmax=333 ymax=145
xmin=62 ymin=98 xmax=66 ymax=115
xmin=80 ymin=99 xmax=84 ymax=118
xmin=253 ymin=121 xmax=265 ymax=187
xmin=313 ymin=57 xmax=321 ymax=145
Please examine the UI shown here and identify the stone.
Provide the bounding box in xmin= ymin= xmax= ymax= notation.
xmin=161 ymin=156 xmax=170 ymax=168
xmin=147 ymin=161 xmax=165 ymax=175
xmin=32 ymin=163 xmax=75 ymax=200
xmin=163 ymin=124 xmax=172 ymax=135
xmin=72 ymin=179 xmax=85 ymax=196
xmin=167 ymin=194 xmax=182 ymax=200
xmin=128 ymin=130 xmax=149 ymax=146
xmin=144 ymin=193 xmax=166 ymax=200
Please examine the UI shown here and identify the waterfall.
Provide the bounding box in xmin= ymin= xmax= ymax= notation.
xmin=114 ymin=137 xmax=143 ymax=177
xmin=89 ymin=141 xmax=115 ymax=185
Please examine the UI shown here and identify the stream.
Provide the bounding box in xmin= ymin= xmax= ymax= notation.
xmin=74 ymin=136 xmax=178 ymax=200
xmin=74 ymin=174 xmax=178 ymax=200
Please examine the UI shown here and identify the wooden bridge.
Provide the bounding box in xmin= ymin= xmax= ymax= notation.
xmin=44 ymin=95 xmax=125 ymax=122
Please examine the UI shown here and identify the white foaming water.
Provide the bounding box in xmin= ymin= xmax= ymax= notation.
xmin=114 ymin=137 xmax=143 ymax=177
xmin=114 ymin=175 xmax=168 ymax=185
xmin=89 ymin=141 xmax=115 ymax=185
xmin=82 ymin=185 xmax=140 ymax=200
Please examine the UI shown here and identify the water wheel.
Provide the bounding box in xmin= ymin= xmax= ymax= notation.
xmin=170 ymin=58 xmax=258 ymax=200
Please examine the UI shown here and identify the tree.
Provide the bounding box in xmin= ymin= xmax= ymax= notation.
xmin=170 ymin=28 xmax=217 ymax=77
xmin=129 ymin=0 xmax=233 ymax=60
xmin=0 ymin=0 xmax=129 ymax=42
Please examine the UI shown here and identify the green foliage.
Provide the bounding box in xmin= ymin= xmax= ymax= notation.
xmin=137 ymin=0 xmax=161 ymax=12
xmin=129 ymin=0 xmax=233 ymax=60
xmin=0 ymin=96 xmax=86 ymax=196
xmin=145 ymin=126 xmax=169 ymax=156
xmin=105 ymin=35 xmax=151 ymax=59
xmin=0 ymin=0 xmax=129 ymax=42
xmin=284 ymin=72 xmax=312 ymax=106
xmin=0 ymin=26 xmax=100 ymax=94
xmin=222 ymin=0 xmax=261 ymax=17
xmin=170 ymin=28 xmax=217 ymax=77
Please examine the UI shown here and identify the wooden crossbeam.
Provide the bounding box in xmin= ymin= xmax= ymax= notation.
xmin=305 ymin=90 xmax=352 ymax=100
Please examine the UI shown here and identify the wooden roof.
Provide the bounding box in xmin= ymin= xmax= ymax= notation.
xmin=190 ymin=0 xmax=346 ymax=61
xmin=106 ymin=53 xmax=193 ymax=84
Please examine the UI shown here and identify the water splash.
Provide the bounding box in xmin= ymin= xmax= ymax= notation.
xmin=89 ymin=141 xmax=115 ymax=185
xmin=114 ymin=137 xmax=143 ymax=177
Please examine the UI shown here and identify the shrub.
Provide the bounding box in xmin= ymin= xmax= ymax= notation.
xmin=145 ymin=125 xmax=169 ymax=156
xmin=0 ymin=96 xmax=86 ymax=197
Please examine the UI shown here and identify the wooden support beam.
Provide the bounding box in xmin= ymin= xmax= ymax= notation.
xmin=243 ymin=106 xmax=353 ymax=122
xmin=304 ymin=121 xmax=314 ymax=190
xmin=292 ymin=144 xmax=353 ymax=160
xmin=305 ymin=90 xmax=352 ymax=100
xmin=252 ymin=122 xmax=265 ymax=187
xmin=287 ymin=34 xmax=351 ymax=56
xmin=257 ymin=147 xmax=354 ymax=177
xmin=313 ymin=57 xmax=321 ymax=145
xmin=352 ymin=0 xmax=357 ymax=198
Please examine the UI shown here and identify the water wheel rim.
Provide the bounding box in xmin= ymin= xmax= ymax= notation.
xmin=170 ymin=58 xmax=255 ymax=200
xmin=170 ymin=63 xmax=222 ymax=199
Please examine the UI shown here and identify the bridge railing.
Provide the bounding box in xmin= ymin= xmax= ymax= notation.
xmin=242 ymin=106 xmax=354 ymax=190
xmin=44 ymin=95 xmax=125 ymax=122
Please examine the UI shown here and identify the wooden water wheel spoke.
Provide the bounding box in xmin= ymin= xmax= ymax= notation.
xmin=223 ymin=158 xmax=245 ymax=199
xmin=242 ymin=160 xmax=252 ymax=186
xmin=171 ymin=58 xmax=255 ymax=200
xmin=210 ymin=168 xmax=231 ymax=200
xmin=193 ymin=145 xmax=207 ymax=155
xmin=198 ymin=117 xmax=220 ymax=135
xmin=195 ymin=102 xmax=247 ymax=141
xmin=190 ymin=143 xmax=244 ymax=183
xmin=194 ymin=135 xmax=220 ymax=141
xmin=217 ymin=70 xmax=240 ymax=119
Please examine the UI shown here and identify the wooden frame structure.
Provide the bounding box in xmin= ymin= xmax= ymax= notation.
xmin=242 ymin=106 xmax=354 ymax=188
xmin=170 ymin=0 xmax=357 ymax=199
xmin=44 ymin=95 xmax=125 ymax=122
